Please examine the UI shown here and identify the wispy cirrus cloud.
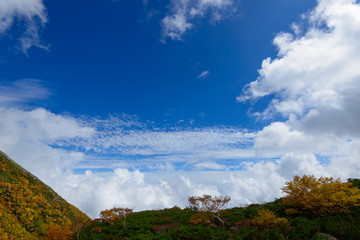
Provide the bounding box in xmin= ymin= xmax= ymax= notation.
xmin=161 ymin=0 xmax=236 ymax=41
xmin=56 ymin=114 xmax=256 ymax=168
xmin=0 ymin=0 xmax=47 ymax=53
xmin=0 ymin=79 xmax=50 ymax=107
xmin=198 ymin=70 xmax=210 ymax=78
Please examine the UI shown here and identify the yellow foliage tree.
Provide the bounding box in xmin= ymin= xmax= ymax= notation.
xmin=282 ymin=175 xmax=360 ymax=216
xmin=252 ymin=209 xmax=289 ymax=229
xmin=188 ymin=194 xmax=230 ymax=227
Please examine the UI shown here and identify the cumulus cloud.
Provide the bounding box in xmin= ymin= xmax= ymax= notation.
xmin=238 ymin=0 xmax=360 ymax=184
xmin=54 ymin=160 xmax=292 ymax=218
xmin=239 ymin=0 xmax=360 ymax=127
xmin=0 ymin=0 xmax=47 ymax=52
xmin=161 ymin=0 xmax=235 ymax=41
xmin=0 ymin=107 xmax=94 ymax=171
xmin=254 ymin=121 xmax=338 ymax=156
xmin=240 ymin=0 xmax=360 ymax=136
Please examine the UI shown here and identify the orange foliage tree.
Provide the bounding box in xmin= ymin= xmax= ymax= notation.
xmin=43 ymin=223 xmax=73 ymax=240
xmin=282 ymin=175 xmax=360 ymax=216
xmin=99 ymin=207 xmax=133 ymax=226
xmin=188 ymin=194 xmax=230 ymax=227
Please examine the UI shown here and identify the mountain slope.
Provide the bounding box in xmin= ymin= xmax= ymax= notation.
xmin=0 ymin=151 xmax=90 ymax=239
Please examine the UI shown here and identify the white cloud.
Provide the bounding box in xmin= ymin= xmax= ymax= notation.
xmin=194 ymin=161 xmax=227 ymax=170
xmin=254 ymin=121 xmax=337 ymax=156
xmin=276 ymin=154 xmax=327 ymax=180
xmin=0 ymin=0 xmax=47 ymax=52
xmin=0 ymin=108 xmax=94 ymax=172
xmin=0 ymin=107 xmax=260 ymax=217
xmin=198 ymin=70 xmax=210 ymax=78
xmin=239 ymin=0 xmax=360 ymax=186
xmin=0 ymin=79 xmax=50 ymax=107
xmin=0 ymin=106 xmax=317 ymax=219
xmin=161 ymin=0 xmax=235 ymax=41
xmin=239 ymin=0 xmax=360 ymax=128
xmin=1 ymin=105 xmax=359 ymax=218
xmin=54 ymin=163 xmax=289 ymax=218
xmin=62 ymin=118 xmax=256 ymax=164
xmin=239 ymin=0 xmax=360 ymax=141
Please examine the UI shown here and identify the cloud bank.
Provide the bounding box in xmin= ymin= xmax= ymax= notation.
xmin=0 ymin=107 xmax=259 ymax=217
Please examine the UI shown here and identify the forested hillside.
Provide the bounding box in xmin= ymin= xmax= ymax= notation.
xmin=0 ymin=151 xmax=90 ymax=240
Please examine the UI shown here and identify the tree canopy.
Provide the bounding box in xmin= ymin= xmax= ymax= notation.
xmin=282 ymin=175 xmax=360 ymax=216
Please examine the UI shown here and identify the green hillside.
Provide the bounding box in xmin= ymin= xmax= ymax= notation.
xmin=0 ymin=151 xmax=90 ymax=240
xmin=78 ymin=176 xmax=360 ymax=240
xmin=78 ymin=202 xmax=360 ymax=240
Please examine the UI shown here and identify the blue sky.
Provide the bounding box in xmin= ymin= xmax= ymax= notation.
xmin=1 ymin=0 xmax=360 ymax=217
xmin=1 ymin=0 xmax=315 ymax=127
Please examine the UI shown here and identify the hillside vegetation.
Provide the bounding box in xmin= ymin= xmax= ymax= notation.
xmin=2 ymin=149 xmax=360 ymax=240
xmin=79 ymin=176 xmax=360 ymax=240
xmin=0 ymin=151 xmax=90 ymax=240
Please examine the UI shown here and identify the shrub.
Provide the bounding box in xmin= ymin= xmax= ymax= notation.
xmin=263 ymin=198 xmax=286 ymax=217
xmin=282 ymin=175 xmax=360 ymax=216
xmin=252 ymin=209 xmax=289 ymax=229
xmin=287 ymin=217 xmax=320 ymax=240
xmin=152 ymin=222 xmax=179 ymax=233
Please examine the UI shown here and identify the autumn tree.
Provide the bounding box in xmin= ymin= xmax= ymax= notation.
xmin=43 ymin=223 xmax=73 ymax=240
xmin=282 ymin=175 xmax=360 ymax=216
xmin=252 ymin=209 xmax=289 ymax=229
xmin=99 ymin=207 xmax=133 ymax=226
xmin=188 ymin=194 xmax=230 ymax=227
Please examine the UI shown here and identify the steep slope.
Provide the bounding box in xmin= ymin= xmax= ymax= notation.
xmin=0 ymin=151 xmax=90 ymax=239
